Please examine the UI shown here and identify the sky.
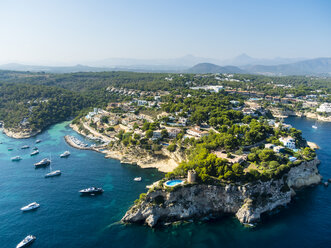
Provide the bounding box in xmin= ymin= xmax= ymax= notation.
xmin=0 ymin=0 xmax=330 ymax=65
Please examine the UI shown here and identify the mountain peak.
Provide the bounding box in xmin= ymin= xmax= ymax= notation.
xmin=235 ymin=53 xmax=252 ymax=59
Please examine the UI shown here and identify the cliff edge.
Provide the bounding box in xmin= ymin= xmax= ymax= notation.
xmin=122 ymin=157 xmax=321 ymax=227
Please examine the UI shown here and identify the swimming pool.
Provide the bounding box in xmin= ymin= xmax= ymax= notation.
xmin=164 ymin=179 xmax=185 ymax=187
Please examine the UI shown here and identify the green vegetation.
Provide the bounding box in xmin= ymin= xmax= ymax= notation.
xmin=0 ymin=70 xmax=318 ymax=185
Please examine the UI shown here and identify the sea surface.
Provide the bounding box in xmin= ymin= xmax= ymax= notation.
xmin=0 ymin=117 xmax=330 ymax=248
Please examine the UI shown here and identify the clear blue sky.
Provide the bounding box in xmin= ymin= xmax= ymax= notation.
xmin=0 ymin=0 xmax=330 ymax=64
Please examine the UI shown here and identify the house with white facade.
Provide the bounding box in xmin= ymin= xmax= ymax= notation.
xmin=317 ymin=103 xmax=331 ymax=113
xmin=152 ymin=130 xmax=162 ymax=140
xmin=165 ymin=127 xmax=181 ymax=138
xmin=187 ymin=126 xmax=209 ymax=137
xmin=279 ymin=137 xmax=296 ymax=149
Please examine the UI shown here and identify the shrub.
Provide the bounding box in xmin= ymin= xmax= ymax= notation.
xmin=167 ymin=144 xmax=177 ymax=152
xmin=107 ymin=126 xmax=114 ymax=132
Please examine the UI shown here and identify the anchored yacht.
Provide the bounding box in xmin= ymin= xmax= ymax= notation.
xmin=60 ymin=151 xmax=70 ymax=158
xmin=30 ymin=150 xmax=39 ymax=156
xmin=34 ymin=158 xmax=51 ymax=168
xmin=79 ymin=187 xmax=104 ymax=195
xmin=20 ymin=202 xmax=40 ymax=212
xmin=11 ymin=156 xmax=22 ymax=161
xmin=16 ymin=235 xmax=36 ymax=248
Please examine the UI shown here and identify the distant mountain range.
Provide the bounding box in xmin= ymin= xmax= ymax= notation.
xmin=0 ymin=63 xmax=114 ymax=73
xmin=186 ymin=57 xmax=331 ymax=76
xmin=185 ymin=63 xmax=245 ymax=74
xmin=1 ymin=55 xmax=331 ymax=76
xmin=87 ymin=54 xmax=307 ymax=68
xmin=242 ymin=57 xmax=331 ymax=76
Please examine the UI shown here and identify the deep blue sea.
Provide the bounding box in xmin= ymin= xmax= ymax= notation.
xmin=0 ymin=117 xmax=330 ymax=248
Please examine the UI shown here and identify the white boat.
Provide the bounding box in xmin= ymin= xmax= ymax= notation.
xmin=16 ymin=235 xmax=36 ymax=248
xmin=45 ymin=162 xmax=61 ymax=178
xmin=36 ymin=139 xmax=41 ymax=143
xmin=21 ymin=145 xmax=30 ymax=149
xmin=11 ymin=156 xmax=22 ymax=161
xmin=60 ymin=151 xmax=70 ymax=158
xmin=34 ymin=158 xmax=51 ymax=168
xmin=20 ymin=202 xmax=40 ymax=212
xmin=134 ymin=177 xmax=142 ymax=182
xmin=30 ymin=150 xmax=39 ymax=156
xmin=79 ymin=187 xmax=104 ymax=195
xmin=312 ymin=125 xmax=317 ymax=129
xmin=45 ymin=170 xmax=61 ymax=178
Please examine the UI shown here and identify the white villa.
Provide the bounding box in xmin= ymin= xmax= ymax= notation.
xmin=190 ymin=85 xmax=224 ymax=93
xmin=187 ymin=126 xmax=209 ymax=137
xmin=85 ymin=108 xmax=105 ymax=120
xmin=316 ymin=103 xmax=331 ymax=113
xmin=165 ymin=127 xmax=181 ymax=138
xmin=279 ymin=137 xmax=296 ymax=149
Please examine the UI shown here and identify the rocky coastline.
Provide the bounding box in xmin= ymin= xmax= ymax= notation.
xmin=122 ymin=157 xmax=321 ymax=227
xmin=69 ymin=123 xmax=183 ymax=173
xmin=303 ymin=112 xmax=331 ymax=122
xmin=3 ymin=127 xmax=41 ymax=139
xmin=271 ymin=109 xmax=331 ymax=122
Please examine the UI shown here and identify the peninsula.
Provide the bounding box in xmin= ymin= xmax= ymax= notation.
xmin=0 ymin=70 xmax=326 ymax=227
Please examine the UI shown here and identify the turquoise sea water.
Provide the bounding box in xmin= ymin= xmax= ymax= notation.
xmin=0 ymin=117 xmax=330 ymax=248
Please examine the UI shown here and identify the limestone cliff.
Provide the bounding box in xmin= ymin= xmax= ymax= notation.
xmin=122 ymin=157 xmax=321 ymax=227
xmin=105 ymin=142 xmax=187 ymax=173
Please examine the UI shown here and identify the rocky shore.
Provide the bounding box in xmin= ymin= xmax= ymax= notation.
xmin=103 ymin=143 xmax=183 ymax=173
xmin=122 ymin=157 xmax=321 ymax=227
xmin=3 ymin=127 xmax=41 ymax=139
xmin=69 ymin=123 xmax=183 ymax=173
xmin=270 ymin=108 xmax=331 ymax=122
xmin=304 ymin=112 xmax=331 ymax=122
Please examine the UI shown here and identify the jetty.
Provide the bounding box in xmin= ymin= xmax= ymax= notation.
xmin=65 ymin=135 xmax=90 ymax=150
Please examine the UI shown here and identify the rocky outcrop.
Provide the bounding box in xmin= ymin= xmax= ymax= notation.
xmin=122 ymin=157 xmax=321 ymax=227
xmin=286 ymin=158 xmax=321 ymax=188
xmin=104 ymin=142 xmax=186 ymax=173
xmin=304 ymin=112 xmax=331 ymax=122
xmin=3 ymin=128 xmax=41 ymax=139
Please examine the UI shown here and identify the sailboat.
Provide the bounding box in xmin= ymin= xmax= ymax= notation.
xmin=45 ymin=155 xmax=61 ymax=178
xmin=312 ymin=121 xmax=318 ymax=129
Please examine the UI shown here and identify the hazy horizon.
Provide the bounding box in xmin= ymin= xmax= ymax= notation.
xmin=1 ymin=0 xmax=330 ymax=65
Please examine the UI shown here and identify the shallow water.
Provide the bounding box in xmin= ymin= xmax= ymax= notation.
xmin=0 ymin=117 xmax=330 ymax=247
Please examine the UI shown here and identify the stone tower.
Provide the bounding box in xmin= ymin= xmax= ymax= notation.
xmin=187 ymin=169 xmax=197 ymax=183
